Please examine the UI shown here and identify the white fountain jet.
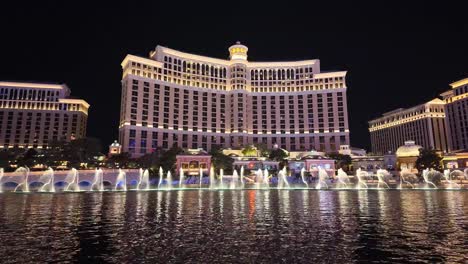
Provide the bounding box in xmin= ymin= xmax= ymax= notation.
xmin=355 ymin=168 xmax=369 ymax=189
xmin=0 ymin=168 xmax=4 ymax=193
xmin=179 ymin=168 xmax=185 ymax=188
xmin=300 ymin=167 xmax=309 ymax=188
xmin=137 ymin=169 xmax=150 ymax=190
xmin=315 ymin=167 xmax=329 ymax=189
xmin=399 ymin=168 xmax=415 ymax=189
xmin=376 ymin=169 xmax=390 ymax=189
xmin=255 ymin=169 xmax=263 ymax=184
xmin=277 ymin=167 xmax=290 ymax=189
xmin=38 ymin=167 xmax=55 ymax=192
xmin=443 ymin=169 xmax=461 ymax=189
xmin=422 ymin=168 xmax=438 ymax=189
xmin=219 ymin=169 xmax=224 ymax=189
xmin=166 ymin=171 xmax=173 ymax=190
xmin=230 ymin=169 xmax=238 ymax=189
xmin=199 ymin=168 xmax=203 ymax=189
xmin=65 ymin=168 xmax=80 ymax=192
xmin=336 ymin=168 xmax=350 ymax=189
xmin=115 ymin=169 xmax=127 ymax=191
xmin=91 ymin=168 xmax=104 ymax=191
xmin=14 ymin=167 xmax=30 ymax=193
xmin=209 ymin=166 xmax=216 ymax=189
xmin=240 ymin=166 xmax=245 ymax=186
xmin=263 ymin=169 xmax=269 ymax=185
xmin=158 ymin=167 xmax=164 ymax=189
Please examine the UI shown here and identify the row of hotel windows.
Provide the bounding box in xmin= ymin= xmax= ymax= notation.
xmin=0 ymin=111 xmax=81 ymax=144
xmin=126 ymin=82 xmax=345 ymax=131
xmin=162 ymin=55 xmax=324 ymax=82
xmin=126 ymin=129 xmax=347 ymax=153
xmin=446 ymin=100 xmax=468 ymax=149
xmin=454 ymin=85 xmax=468 ymax=96
xmin=371 ymin=106 xmax=445 ymax=127
xmin=0 ymin=88 xmax=61 ymax=101
xmin=128 ymin=65 xmax=345 ymax=92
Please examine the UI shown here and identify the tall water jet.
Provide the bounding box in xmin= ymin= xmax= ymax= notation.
xmin=179 ymin=168 xmax=185 ymax=188
xmin=355 ymin=168 xmax=369 ymax=189
xmin=315 ymin=167 xmax=329 ymax=189
xmin=209 ymin=166 xmax=216 ymax=189
xmin=115 ymin=169 xmax=127 ymax=191
xmin=443 ymin=169 xmax=461 ymax=189
xmin=14 ymin=167 xmax=30 ymax=192
xmin=39 ymin=167 xmax=55 ymax=192
xmin=166 ymin=171 xmax=173 ymax=190
xmin=399 ymin=169 xmax=415 ymax=189
xmin=230 ymin=170 xmax=238 ymax=189
xmin=300 ymin=167 xmax=309 ymax=188
xmin=91 ymin=168 xmax=104 ymax=191
xmin=0 ymin=168 xmax=4 ymax=193
xmin=263 ymin=169 xmax=269 ymax=185
xmin=376 ymin=169 xmax=390 ymax=189
xmin=65 ymin=168 xmax=80 ymax=192
xmin=277 ymin=168 xmax=289 ymax=189
xmin=158 ymin=167 xmax=164 ymax=189
xmin=336 ymin=168 xmax=350 ymax=189
xmin=240 ymin=166 xmax=245 ymax=185
xmin=422 ymin=168 xmax=438 ymax=189
xmin=256 ymin=169 xmax=263 ymax=184
xmin=137 ymin=169 xmax=150 ymax=190
xmin=219 ymin=169 xmax=224 ymax=189
xmin=199 ymin=168 xmax=203 ymax=189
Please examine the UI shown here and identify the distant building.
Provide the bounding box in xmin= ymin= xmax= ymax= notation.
xmin=108 ymin=140 xmax=122 ymax=156
xmin=368 ymin=98 xmax=448 ymax=155
xmin=440 ymin=77 xmax=468 ymax=151
xmin=119 ymin=42 xmax=350 ymax=157
xmin=176 ymin=148 xmax=211 ymax=176
xmin=395 ymin=140 xmax=422 ymax=172
xmin=0 ymin=81 xmax=89 ymax=149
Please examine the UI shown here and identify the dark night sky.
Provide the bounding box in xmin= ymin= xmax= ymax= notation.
xmin=1 ymin=1 xmax=467 ymax=151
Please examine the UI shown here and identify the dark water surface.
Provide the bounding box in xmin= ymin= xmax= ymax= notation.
xmin=0 ymin=190 xmax=467 ymax=263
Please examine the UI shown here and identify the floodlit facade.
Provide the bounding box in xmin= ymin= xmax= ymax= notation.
xmin=0 ymin=81 xmax=89 ymax=149
xmin=119 ymin=42 xmax=350 ymax=157
xmin=368 ymin=98 xmax=448 ymax=155
xmin=440 ymin=78 xmax=468 ymax=151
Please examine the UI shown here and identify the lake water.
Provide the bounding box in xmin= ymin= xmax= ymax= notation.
xmin=0 ymin=190 xmax=467 ymax=263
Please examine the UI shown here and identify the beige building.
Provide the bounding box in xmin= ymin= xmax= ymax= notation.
xmin=440 ymin=78 xmax=468 ymax=151
xmin=368 ymin=98 xmax=448 ymax=155
xmin=0 ymin=81 xmax=89 ymax=149
xmin=119 ymin=42 xmax=350 ymax=157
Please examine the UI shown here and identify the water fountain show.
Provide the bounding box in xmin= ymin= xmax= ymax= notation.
xmin=1 ymin=165 xmax=467 ymax=193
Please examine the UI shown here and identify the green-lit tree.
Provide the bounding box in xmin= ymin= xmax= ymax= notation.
xmin=155 ymin=144 xmax=184 ymax=174
xmin=241 ymin=145 xmax=257 ymax=156
xmin=327 ymin=152 xmax=352 ymax=171
xmin=210 ymin=145 xmax=234 ymax=174
xmin=254 ymin=143 xmax=270 ymax=157
xmin=416 ymin=148 xmax=443 ymax=172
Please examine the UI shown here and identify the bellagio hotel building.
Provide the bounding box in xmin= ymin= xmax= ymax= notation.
xmin=119 ymin=42 xmax=350 ymax=157
xmin=0 ymin=82 xmax=89 ymax=149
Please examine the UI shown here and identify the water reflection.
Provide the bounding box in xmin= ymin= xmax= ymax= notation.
xmin=0 ymin=191 xmax=466 ymax=263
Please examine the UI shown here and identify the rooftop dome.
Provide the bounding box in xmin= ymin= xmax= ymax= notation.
xmin=110 ymin=140 xmax=121 ymax=147
xmin=396 ymin=140 xmax=422 ymax=157
xmin=228 ymin=41 xmax=248 ymax=61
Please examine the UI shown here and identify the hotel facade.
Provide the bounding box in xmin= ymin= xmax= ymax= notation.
xmin=441 ymin=78 xmax=468 ymax=151
xmin=368 ymin=98 xmax=448 ymax=155
xmin=119 ymin=42 xmax=350 ymax=157
xmin=0 ymin=82 xmax=89 ymax=149
xmin=369 ymin=77 xmax=468 ymax=155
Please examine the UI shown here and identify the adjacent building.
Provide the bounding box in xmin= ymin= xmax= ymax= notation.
xmin=0 ymin=81 xmax=89 ymax=149
xmin=368 ymin=98 xmax=448 ymax=155
xmin=119 ymin=42 xmax=350 ymax=157
xmin=440 ymin=78 xmax=468 ymax=151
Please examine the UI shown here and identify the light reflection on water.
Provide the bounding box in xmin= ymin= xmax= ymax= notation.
xmin=0 ymin=191 xmax=467 ymax=263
